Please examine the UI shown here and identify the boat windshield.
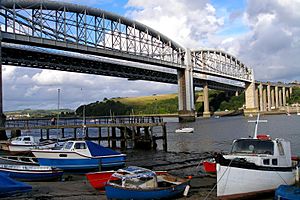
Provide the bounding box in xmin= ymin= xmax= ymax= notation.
xmin=63 ymin=142 xmax=74 ymax=150
xmin=231 ymin=139 xmax=274 ymax=155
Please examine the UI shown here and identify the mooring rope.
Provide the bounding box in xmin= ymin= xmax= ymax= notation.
xmin=203 ymin=157 xmax=234 ymax=200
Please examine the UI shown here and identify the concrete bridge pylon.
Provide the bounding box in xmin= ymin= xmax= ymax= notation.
xmin=178 ymin=49 xmax=195 ymax=122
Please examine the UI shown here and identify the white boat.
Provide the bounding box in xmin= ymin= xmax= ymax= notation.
xmin=31 ymin=140 xmax=126 ymax=170
xmin=2 ymin=136 xmax=58 ymax=153
xmin=175 ymin=127 xmax=194 ymax=133
xmin=216 ymin=114 xmax=297 ymax=199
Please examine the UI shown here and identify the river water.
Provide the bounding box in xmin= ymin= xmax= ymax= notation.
xmin=1 ymin=114 xmax=299 ymax=200
xmin=164 ymin=114 xmax=300 ymax=155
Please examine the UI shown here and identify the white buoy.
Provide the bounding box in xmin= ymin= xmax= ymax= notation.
xmin=183 ymin=185 xmax=190 ymax=196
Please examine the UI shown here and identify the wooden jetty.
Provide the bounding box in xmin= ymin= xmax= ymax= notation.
xmin=0 ymin=116 xmax=168 ymax=151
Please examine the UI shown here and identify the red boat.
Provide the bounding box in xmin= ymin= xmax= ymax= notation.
xmin=86 ymin=169 xmax=168 ymax=191
xmin=202 ymin=158 xmax=216 ymax=173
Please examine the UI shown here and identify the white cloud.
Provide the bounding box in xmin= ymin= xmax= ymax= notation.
xmin=125 ymin=0 xmax=224 ymax=48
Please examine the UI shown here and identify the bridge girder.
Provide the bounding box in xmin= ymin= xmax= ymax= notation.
xmin=192 ymin=49 xmax=253 ymax=82
xmin=0 ymin=0 xmax=184 ymax=69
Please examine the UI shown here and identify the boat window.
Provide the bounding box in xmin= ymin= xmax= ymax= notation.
xmin=23 ymin=137 xmax=31 ymax=141
xmin=231 ymin=139 xmax=274 ymax=155
xmin=63 ymin=142 xmax=74 ymax=150
xmin=272 ymin=159 xmax=278 ymax=165
xmin=74 ymin=143 xmax=86 ymax=149
xmin=263 ymin=159 xmax=270 ymax=165
xmin=277 ymin=142 xmax=285 ymax=156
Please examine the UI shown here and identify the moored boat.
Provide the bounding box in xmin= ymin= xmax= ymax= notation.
xmin=0 ymin=164 xmax=63 ymax=181
xmin=105 ymin=166 xmax=191 ymax=200
xmin=2 ymin=136 xmax=58 ymax=153
xmin=275 ymin=185 xmax=300 ymax=200
xmin=31 ymin=140 xmax=126 ymax=170
xmin=216 ymin=114 xmax=297 ymax=199
xmin=0 ymin=173 xmax=32 ymax=197
xmin=175 ymin=127 xmax=194 ymax=133
xmin=86 ymin=169 xmax=168 ymax=191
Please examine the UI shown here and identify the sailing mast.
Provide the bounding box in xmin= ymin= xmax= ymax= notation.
xmin=248 ymin=114 xmax=267 ymax=139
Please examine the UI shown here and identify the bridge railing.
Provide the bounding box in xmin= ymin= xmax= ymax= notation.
xmin=4 ymin=116 xmax=164 ymax=129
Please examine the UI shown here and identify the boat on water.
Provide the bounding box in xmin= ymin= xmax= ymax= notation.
xmin=104 ymin=166 xmax=191 ymax=200
xmin=275 ymin=185 xmax=300 ymax=200
xmin=175 ymin=127 xmax=194 ymax=133
xmin=0 ymin=155 xmax=39 ymax=165
xmin=0 ymin=164 xmax=63 ymax=181
xmin=0 ymin=173 xmax=32 ymax=197
xmin=31 ymin=140 xmax=126 ymax=170
xmin=1 ymin=136 xmax=58 ymax=153
xmin=216 ymin=114 xmax=298 ymax=199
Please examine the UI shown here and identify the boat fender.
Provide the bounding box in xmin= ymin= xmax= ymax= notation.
xmin=183 ymin=185 xmax=190 ymax=196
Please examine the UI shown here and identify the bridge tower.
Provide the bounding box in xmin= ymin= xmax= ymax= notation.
xmin=244 ymin=70 xmax=258 ymax=116
xmin=178 ymin=49 xmax=195 ymax=122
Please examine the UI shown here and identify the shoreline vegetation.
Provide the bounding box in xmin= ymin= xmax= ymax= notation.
xmin=5 ymin=87 xmax=300 ymax=119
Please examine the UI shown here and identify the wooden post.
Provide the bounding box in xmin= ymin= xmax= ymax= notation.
xmin=85 ymin=128 xmax=89 ymax=139
xmin=46 ymin=129 xmax=50 ymax=140
xmin=40 ymin=129 xmax=43 ymax=140
xmin=162 ymin=124 xmax=167 ymax=151
xmin=120 ymin=127 xmax=125 ymax=149
xmin=61 ymin=128 xmax=65 ymax=138
xmin=132 ymin=127 xmax=136 ymax=148
xmin=107 ymin=127 xmax=111 ymax=148
xmin=98 ymin=127 xmax=101 ymax=144
xmin=74 ymin=128 xmax=77 ymax=140
xmin=112 ymin=127 xmax=116 ymax=149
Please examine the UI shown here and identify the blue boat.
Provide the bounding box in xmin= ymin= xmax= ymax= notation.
xmin=275 ymin=185 xmax=300 ymax=200
xmin=105 ymin=166 xmax=191 ymax=200
xmin=31 ymin=140 xmax=126 ymax=170
xmin=0 ymin=164 xmax=63 ymax=181
xmin=0 ymin=173 xmax=32 ymax=197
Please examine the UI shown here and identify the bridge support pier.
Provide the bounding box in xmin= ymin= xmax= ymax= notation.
xmin=203 ymin=81 xmax=210 ymax=118
xmin=244 ymin=79 xmax=258 ymax=116
xmin=177 ymin=49 xmax=195 ymax=122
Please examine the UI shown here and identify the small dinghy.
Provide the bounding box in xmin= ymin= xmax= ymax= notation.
xmin=86 ymin=169 xmax=168 ymax=191
xmin=0 ymin=173 xmax=32 ymax=197
xmin=0 ymin=164 xmax=63 ymax=181
xmin=175 ymin=127 xmax=194 ymax=133
xmin=275 ymin=185 xmax=300 ymax=200
xmin=105 ymin=166 xmax=191 ymax=200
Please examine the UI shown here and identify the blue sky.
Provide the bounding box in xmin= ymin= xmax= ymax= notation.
xmin=3 ymin=0 xmax=300 ymax=111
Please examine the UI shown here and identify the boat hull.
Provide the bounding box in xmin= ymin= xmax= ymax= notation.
xmin=105 ymin=182 xmax=189 ymax=200
xmin=0 ymin=166 xmax=63 ymax=181
xmin=217 ymin=164 xmax=296 ymax=199
xmin=36 ymin=156 xmax=126 ymax=170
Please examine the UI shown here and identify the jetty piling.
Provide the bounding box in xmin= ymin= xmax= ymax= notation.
xmin=0 ymin=116 xmax=167 ymax=151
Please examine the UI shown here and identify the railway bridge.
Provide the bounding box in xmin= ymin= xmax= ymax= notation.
xmin=0 ymin=0 xmax=293 ymax=124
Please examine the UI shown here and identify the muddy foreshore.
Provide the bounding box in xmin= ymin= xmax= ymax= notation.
xmin=1 ymin=150 xmax=273 ymax=200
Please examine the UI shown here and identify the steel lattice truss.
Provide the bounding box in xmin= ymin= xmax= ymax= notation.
xmin=192 ymin=49 xmax=253 ymax=82
xmin=0 ymin=0 xmax=253 ymax=84
xmin=0 ymin=0 xmax=184 ymax=67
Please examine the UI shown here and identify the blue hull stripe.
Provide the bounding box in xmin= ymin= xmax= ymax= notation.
xmin=37 ymin=156 xmax=126 ymax=170
xmin=0 ymin=171 xmax=63 ymax=181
